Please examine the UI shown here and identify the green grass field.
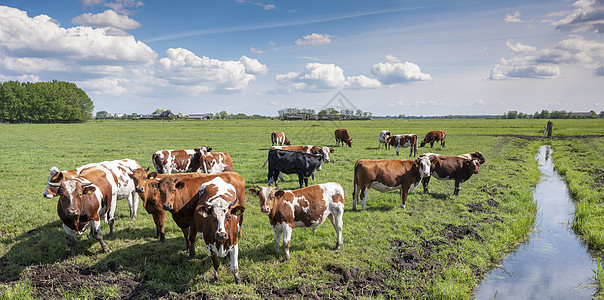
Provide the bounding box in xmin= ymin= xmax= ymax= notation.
xmin=0 ymin=118 xmax=603 ymax=299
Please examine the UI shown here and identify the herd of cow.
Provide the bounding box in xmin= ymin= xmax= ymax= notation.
xmin=41 ymin=128 xmax=483 ymax=284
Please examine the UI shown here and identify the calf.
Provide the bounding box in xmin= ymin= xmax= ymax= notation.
xmin=152 ymin=146 xmax=210 ymax=174
xmin=267 ymin=149 xmax=324 ymax=188
xmin=158 ymin=172 xmax=246 ymax=257
xmin=51 ymin=169 xmax=115 ymax=256
xmin=198 ymin=149 xmax=234 ymax=174
xmin=334 ymin=128 xmax=353 ymax=147
xmin=249 ymin=182 xmax=345 ymax=261
xmin=194 ymin=177 xmax=245 ymax=283
xmin=420 ymin=130 xmax=446 ymax=148
xmin=421 ymin=154 xmax=481 ymax=195
xmin=129 ymin=169 xmax=205 ymax=241
xmin=378 ymin=130 xmax=391 ymax=149
xmin=271 ymin=131 xmax=291 ymax=146
xmin=352 ymin=155 xmax=431 ymax=210
xmin=386 ymin=134 xmax=418 ymax=156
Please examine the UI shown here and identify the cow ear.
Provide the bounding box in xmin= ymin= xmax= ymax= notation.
xmin=83 ymin=186 xmax=96 ymax=195
xmin=231 ymin=206 xmax=245 ymax=216
xmin=175 ymin=181 xmax=185 ymax=189
xmin=148 ymin=172 xmax=158 ymax=180
xmin=274 ymin=190 xmax=285 ymax=198
xmin=330 ymin=148 xmax=335 ymax=153
xmin=249 ymin=188 xmax=259 ymax=197
xmin=54 ymin=172 xmax=64 ymax=182
xmin=206 ymin=147 xmax=212 ymax=152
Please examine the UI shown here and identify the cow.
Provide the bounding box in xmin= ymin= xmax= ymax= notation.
xmin=262 ymin=145 xmax=334 ymax=175
xmin=44 ymin=159 xmax=143 ymax=220
xmin=352 ymin=155 xmax=432 ymax=210
xmin=378 ymin=130 xmax=391 ymax=149
xmin=334 ymin=128 xmax=353 ymax=147
xmin=158 ymin=172 xmax=246 ymax=258
xmin=152 ymin=146 xmax=210 ymax=174
xmin=267 ymin=149 xmax=325 ymax=189
xmin=194 ymin=177 xmax=245 ymax=283
xmin=50 ymin=168 xmax=116 ymax=256
xmin=248 ymin=182 xmax=345 ymax=262
xmin=197 ymin=149 xmax=234 ymax=175
xmin=386 ymin=134 xmax=418 ymax=157
xmin=129 ymin=169 xmax=206 ymax=241
xmin=271 ymin=131 xmax=291 ymax=146
xmin=420 ymin=153 xmax=482 ymax=195
xmin=419 ymin=130 xmax=446 ymax=148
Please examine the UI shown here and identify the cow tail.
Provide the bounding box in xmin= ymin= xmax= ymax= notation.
xmin=262 ymin=158 xmax=269 ymax=168
xmin=352 ymin=161 xmax=361 ymax=200
xmin=442 ymin=132 xmax=446 ymax=148
xmin=152 ymin=154 xmax=162 ymax=173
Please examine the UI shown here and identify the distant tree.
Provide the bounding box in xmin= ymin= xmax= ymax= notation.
xmin=152 ymin=109 xmax=165 ymax=115
xmin=590 ymin=110 xmax=597 ymax=118
xmin=218 ymin=110 xmax=228 ymax=119
xmin=95 ymin=111 xmax=110 ymax=119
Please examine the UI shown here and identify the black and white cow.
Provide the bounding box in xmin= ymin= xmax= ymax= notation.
xmin=267 ymin=149 xmax=325 ymax=189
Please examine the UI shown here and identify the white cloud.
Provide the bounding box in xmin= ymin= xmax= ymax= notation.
xmin=551 ymin=0 xmax=604 ymax=33
xmin=275 ymin=63 xmax=345 ymax=92
xmin=239 ymin=55 xmax=268 ymax=74
xmin=506 ymin=40 xmax=537 ymax=54
xmin=235 ymin=0 xmax=276 ymax=10
xmin=156 ymin=48 xmax=262 ymax=92
xmin=72 ymin=10 xmax=141 ymax=29
xmin=250 ymin=47 xmax=264 ymax=54
xmin=345 ymin=75 xmax=381 ymax=89
xmin=370 ymin=56 xmax=432 ymax=84
xmin=295 ymin=33 xmax=333 ymax=46
xmin=80 ymin=0 xmax=144 ymax=15
xmin=504 ymin=11 xmax=525 ymax=23
xmin=491 ymin=35 xmax=604 ymax=79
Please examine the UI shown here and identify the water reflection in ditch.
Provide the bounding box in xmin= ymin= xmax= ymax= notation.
xmin=474 ymin=145 xmax=596 ymax=299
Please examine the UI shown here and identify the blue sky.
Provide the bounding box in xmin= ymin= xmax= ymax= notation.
xmin=0 ymin=0 xmax=602 ymax=116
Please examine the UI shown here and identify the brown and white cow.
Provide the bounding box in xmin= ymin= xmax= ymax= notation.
xmin=334 ymin=128 xmax=353 ymax=147
xmin=51 ymin=168 xmax=116 ymax=256
xmin=386 ymin=134 xmax=418 ymax=156
xmin=152 ymin=146 xmax=210 ymax=174
xmin=378 ymin=130 xmax=391 ymax=149
xmin=158 ymin=172 xmax=246 ymax=257
xmin=198 ymin=149 xmax=234 ymax=175
xmin=352 ymin=155 xmax=431 ymax=210
xmin=420 ymin=153 xmax=482 ymax=195
xmin=129 ymin=169 xmax=206 ymax=241
xmin=459 ymin=151 xmax=486 ymax=165
xmin=271 ymin=131 xmax=291 ymax=146
xmin=45 ymin=159 xmax=143 ymax=220
xmin=194 ymin=177 xmax=245 ymax=284
xmin=419 ymin=130 xmax=446 ymax=148
xmin=249 ymin=182 xmax=345 ymax=261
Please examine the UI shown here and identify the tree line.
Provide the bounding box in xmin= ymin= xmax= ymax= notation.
xmin=501 ymin=110 xmax=603 ymax=119
xmin=277 ymin=107 xmax=373 ymax=120
xmin=0 ymin=80 xmax=93 ymax=123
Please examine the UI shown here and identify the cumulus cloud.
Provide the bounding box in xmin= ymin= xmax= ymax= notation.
xmin=504 ymin=11 xmax=525 ymax=23
xmin=345 ymin=75 xmax=381 ymax=89
xmin=370 ymin=56 xmax=432 ymax=84
xmin=239 ymin=55 xmax=268 ymax=74
xmin=80 ymin=0 xmax=144 ymax=15
xmin=551 ymin=0 xmax=604 ymax=33
xmin=250 ymin=47 xmax=264 ymax=54
xmin=156 ymin=48 xmax=265 ymax=92
xmin=491 ymin=35 xmax=604 ymax=79
xmin=275 ymin=63 xmax=345 ymax=92
xmin=295 ymin=33 xmax=333 ymax=46
xmin=235 ymin=0 xmax=276 ymax=10
xmin=506 ymin=40 xmax=537 ymax=54
xmin=72 ymin=10 xmax=141 ymax=29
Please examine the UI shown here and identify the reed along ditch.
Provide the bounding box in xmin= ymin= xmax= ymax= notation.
xmin=474 ymin=145 xmax=597 ymax=299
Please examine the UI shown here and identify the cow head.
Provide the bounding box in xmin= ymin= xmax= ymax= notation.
xmin=467 ymin=159 xmax=481 ymax=174
xmin=44 ymin=168 xmax=63 ymax=198
xmin=345 ymin=138 xmax=353 ymax=147
xmin=415 ymin=155 xmax=432 ymax=178
xmin=419 ymin=140 xmax=427 ymax=147
xmin=319 ymin=146 xmax=332 ymax=163
xmin=159 ymin=177 xmax=183 ymax=211
xmin=249 ymin=185 xmax=278 ymax=214
xmin=55 ymin=180 xmax=96 ymax=217
xmin=198 ymin=179 xmax=243 ymax=241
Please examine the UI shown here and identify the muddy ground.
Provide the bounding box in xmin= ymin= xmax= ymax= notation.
xmin=15 ymin=215 xmax=494 ymax=299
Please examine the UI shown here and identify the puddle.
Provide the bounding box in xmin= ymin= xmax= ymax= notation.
xmin=474 ymin=145 xmax=597 ymax=299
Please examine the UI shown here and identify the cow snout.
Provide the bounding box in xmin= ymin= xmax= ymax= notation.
xmin=474 ymin=169 xmax=479 ymax=174
xmin=163 ymin=204 xmax=173 ymax=211
xmin=215 ymin=231 xmax=227 ymax=241
xmin=66 ymin=209 xmax=79 ymax=217
xmin=261 ymin=206 xmax=269 ymax=214
xmin=135 ymin=187 xmax=144 ymax=193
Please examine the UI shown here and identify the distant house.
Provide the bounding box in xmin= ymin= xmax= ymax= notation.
xmin=159 ymin=111 xmax=174 ymax=119
xmin=187 ymin=113 xmax=212 ymax=120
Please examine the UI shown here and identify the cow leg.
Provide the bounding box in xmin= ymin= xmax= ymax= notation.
xmin=152 ymin=212 xmax=166 ymax=241
xmin=230 ymin=244 xmax=241 ymax=284
xmin=422 ymin=177 xmax=431 ymax=193
xmin=327 ymin=213 xmax=343 ymax=250
xmin=279 ymin=173 xmax=284 ymax=182
xmin=430 ymin=141 xmax=434 ymax=148
xmin=62 ymin=224 xmax=78 ymax=257
xmin=352 ymin=183 xmax=359 ymax=211
xmin=400 ymin=188 xmax=409 ymax=209
xmin=91 ymin=220 xmax=111 ymax=253
xmin=396 ymin=146 xmax=400 ymax=156
xmin=128 ymin=191 xmax=139 ymax=220
xmin=107 ymin=218 xmax=114 ymax=237
xmin=187 ymin=224 xmax=197 ymax=258
xmin=362 ymin=187 xmax=369 ymax=211
xmin=282 ymin=225 xmax=293 ymax=262
xmin=210 ymin=252 xmax=221 ymax=282
xmin=298 ymin=174 xmax=304 ymax=189
xmin=181 ymin=226 xmax=191 ymax=252
xmin=409 ymin=146 xmax=413 ymax=157
xmin=273 ymin=229 xmax=282 ymax=255
xmin=303 ymin=176 xmax=309 ymax=188
xmin=454 ymin=180 xmax=461 ymax=195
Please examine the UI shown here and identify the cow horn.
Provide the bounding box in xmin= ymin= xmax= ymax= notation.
xmin=47 ymin=182 xmax=60 ymax=187
xmin=229 ymin=199 xmax=238 ymax=207
xmin=81 ymin=182 xmax=93 ymax=187
xmin=256 ymin=184 xmax=261 ymax=189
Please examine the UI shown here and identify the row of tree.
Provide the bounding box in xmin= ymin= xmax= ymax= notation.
xmin=277 ymin=107 xmax=373 ymax=120
xmin=0 ymin=81 xmax=93 ymax=123
xmin=502 ymin=110 xmax=603 ymax=119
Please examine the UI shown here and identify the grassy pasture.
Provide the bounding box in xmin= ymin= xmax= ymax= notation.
xmin=0 ymin=118 xmax=602 ymax=299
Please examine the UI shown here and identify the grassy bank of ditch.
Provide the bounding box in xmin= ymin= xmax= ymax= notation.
xmin=0 ymin=119 xmax=601 ymax=299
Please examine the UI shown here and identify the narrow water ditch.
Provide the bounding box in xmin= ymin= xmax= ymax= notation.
xmin=474 ymin=145 xmax=597 ymax=299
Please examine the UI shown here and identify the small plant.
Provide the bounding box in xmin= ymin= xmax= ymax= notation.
xmin=594 ymin=259 xmax=604 ymax=297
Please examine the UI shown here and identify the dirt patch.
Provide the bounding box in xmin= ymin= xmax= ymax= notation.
xmin=23 ymin=263 xmax=171 ymax=299
xmin=467 ymin=202 xmax=486 ymax=213
xmin=588 ymin=168 xmax=604 ymax=187
xmin=440 ymin=224 xmax=483 ymax=242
